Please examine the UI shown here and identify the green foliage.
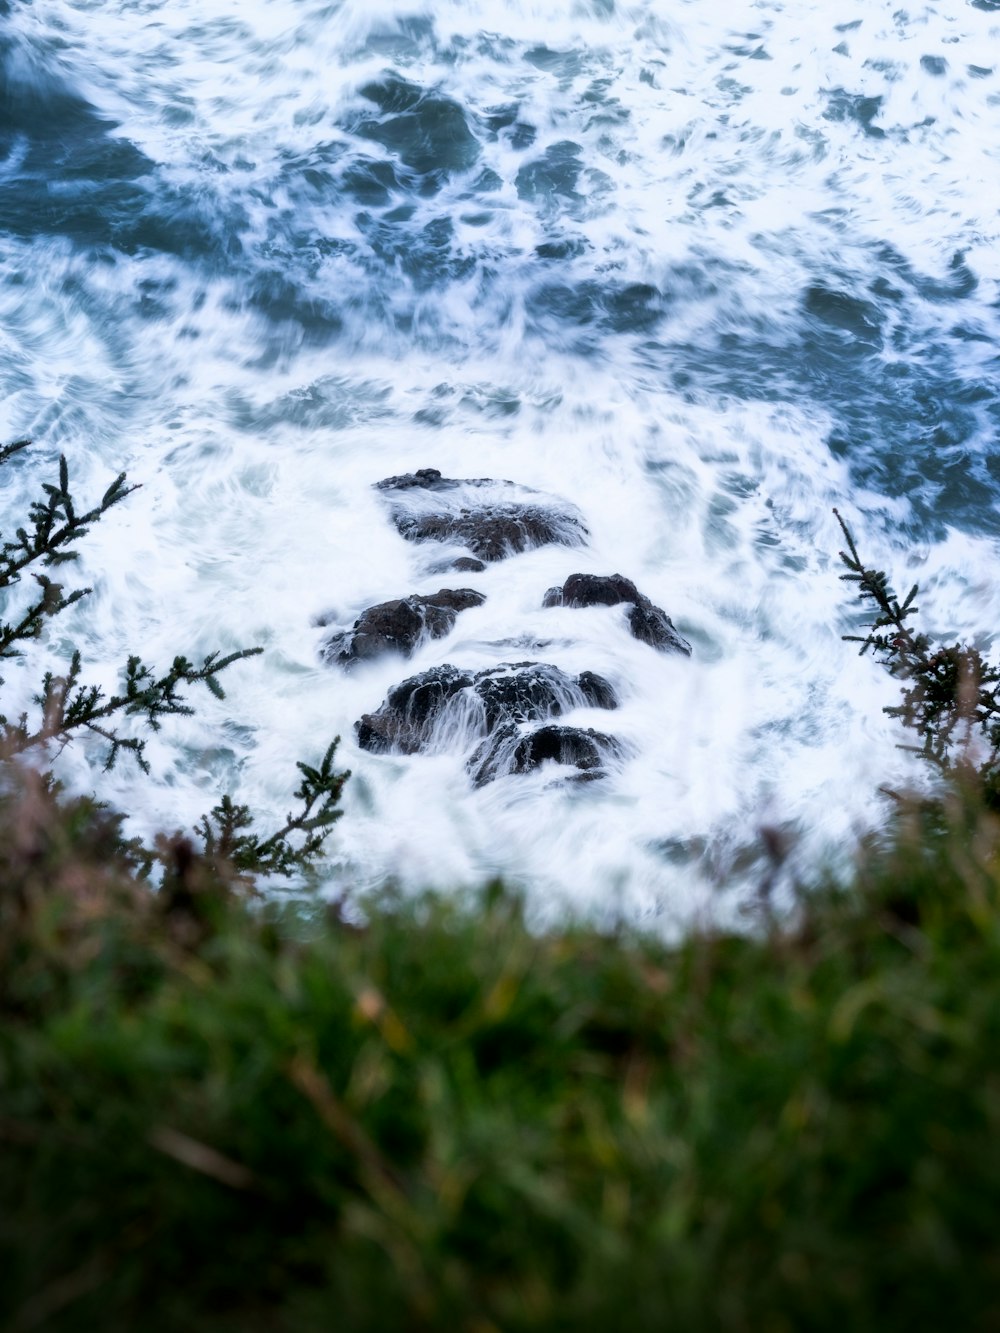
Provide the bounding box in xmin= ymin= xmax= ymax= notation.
xmin=836 ymin=508 xmax=1000 ymax=804
xmin=0 ymin=439 xmax=348 ymax=878
xmin=2 ymin=646 xmax=265 ymax=773
xmin=0 ymin=444 xmax=135 ymax=665
xmin=0 ymin=443 xmax=135 ymax=590
xmin=3 ymin=774 xmax=1000 ymax=1331
xmin=197 ymin=741 xmax=349 ymax=878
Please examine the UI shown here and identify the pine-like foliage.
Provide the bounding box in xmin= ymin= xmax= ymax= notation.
xmin=0 ymin=440 xmax=135 ymax=661
xmin=0 ymin=439 xmax=349 ymax=880
xmin=197 ymin=741 xmax=350 ymax=879
xmin=836 ymin=508 xmax=1000 ymax=805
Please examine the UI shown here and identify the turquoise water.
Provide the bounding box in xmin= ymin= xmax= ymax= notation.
xmin=2 ymin=0 xmax=999 ymax=916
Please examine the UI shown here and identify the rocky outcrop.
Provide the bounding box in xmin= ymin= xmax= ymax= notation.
xmin=375 ymin=468 xmax=588 ymax=562
xmin=542 ymin=573 xmax=691 ymax=656
xmin=355 ymin=661 xmax=617 ymax=761
xmin=468 ymin=722 xmax=622 ymax=787
xmin=321 ymin=588 xmax=484 ymax=668
xmin=338 ymin=470 xmax=693 ymax=791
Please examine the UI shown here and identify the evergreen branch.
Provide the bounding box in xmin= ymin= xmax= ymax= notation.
xmin=0 ymin=438 xmax=31 ymax=468
xmin=0 ymin=647 xmax=264 ymax=772
xmin=834 ymin=508 xmax=925 ymax=663
xmin=0 ymin=576 xmax=90 ymax=661
xmin=0 ymin=437 xmax=351 ymax=886
xmin=0 ymin=447 xmax=137 ymax=589
xmin=196 ymin=740 xmax=350 ymax=879
xmin=836 ymin=509 xmax=1000 ymax=801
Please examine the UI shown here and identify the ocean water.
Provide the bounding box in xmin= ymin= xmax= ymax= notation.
xmin=2 ymin=0 xmax=999 ymax=922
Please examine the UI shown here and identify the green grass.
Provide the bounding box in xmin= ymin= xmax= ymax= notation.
xmin=3 ymin=777 xmax=1000 ymax=1332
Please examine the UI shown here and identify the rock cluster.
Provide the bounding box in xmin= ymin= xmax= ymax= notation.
xmin=356 ymin=662 xmax=617 ymax=764
xmin=318 ymin=470 xmax=690 ymax=785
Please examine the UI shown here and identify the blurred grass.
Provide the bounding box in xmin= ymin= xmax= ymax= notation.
xmin=3 ymin=774 xmax=1000 ymax=1331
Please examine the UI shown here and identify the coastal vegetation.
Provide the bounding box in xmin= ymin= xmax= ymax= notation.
xmin=3 ymin=444 xmax=1000 ymax=1330
xmin=0 ymin=439 xmax=348 ymax=881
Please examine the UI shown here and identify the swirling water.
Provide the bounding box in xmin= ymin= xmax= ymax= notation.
xmin=2 ymin=0 xmax=999 ymax=921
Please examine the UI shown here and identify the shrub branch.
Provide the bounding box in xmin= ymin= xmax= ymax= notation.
xmin=0 ymin=439 xmax=349 ymax=881
xmin=835 ymin=507 xmax=1000 ymax=799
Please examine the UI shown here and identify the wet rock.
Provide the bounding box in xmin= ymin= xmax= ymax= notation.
xmin=355 ymin=661 xmax=617 ymax=756
xmin=396 ymin=505 xmax=582 ymax=562
xmin=575 ymin=669 xmax=619 ymax=711
xmin=472 ymin=662 xmax=616 ymax=730
xmin=626 ymin=602 xmax=689 ymax=654
xmin=542 ymin=573 xmax=641 ymax=608
xmin=321 ymin=588 xmax=485 ymax=668
xmin=375 ymin=468 xmax=588 ymax=562
xmin=427 ymin=554 xmax=488 ymax=575
xmin=356 ymin=665 xmax=474 ymax=754
xmin=468 ymin=722 xmax=622 ymax=787
xmin=542 ymin=572 xmax=691 ymax=656
xmin=374 ymin=467 xmax=459 ymax=493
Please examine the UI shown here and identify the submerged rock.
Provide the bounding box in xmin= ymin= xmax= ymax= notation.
xmin=355 ymin=661 xmax=617 ymax=756
xmin=468 ymin=722 xmax=623 ymax=787
xmin=542 ymin=572 xmax=691 ymax=656
xmin=374 ymin=467 xmax=463 ymax=493
xmin=321 ymin=588 xmax=485 ymax=668
xmin=375 ymin=468 xmax=588 ymax=562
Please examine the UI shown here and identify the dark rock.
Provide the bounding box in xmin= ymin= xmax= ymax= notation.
xmin=511 ymin=724 xmax=620 ymax=774
xmin=374 ymin=467 xmax=460 ymax=492
xmin=468 ymin=722 xmax=622 ymax=787
xmin=626 ymin=603 xmax=688 ymax=654
xmin=355 ymin=664 xmax=474 ymax=753
xmin=428 ymin=554 xmax=488 ymax=575
xmin=322 ymin=588 xmax=485 ymax=668
xmin=375 ymin=470 xmax=588 ymax=562
xmin=472 ymin=662 xmax=616 ymax=730
xmin=395 ymin=505 xmax=583 ymax=562
xmin=577 ymin=669 xmax=619 ymax=711
xmin=543 ymin=572 xmax=691 ymax=656
xmin=355 ymin=661 xmax=617 ymax=755
xmin=558 ymin=573 xmax=644 ymax=607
